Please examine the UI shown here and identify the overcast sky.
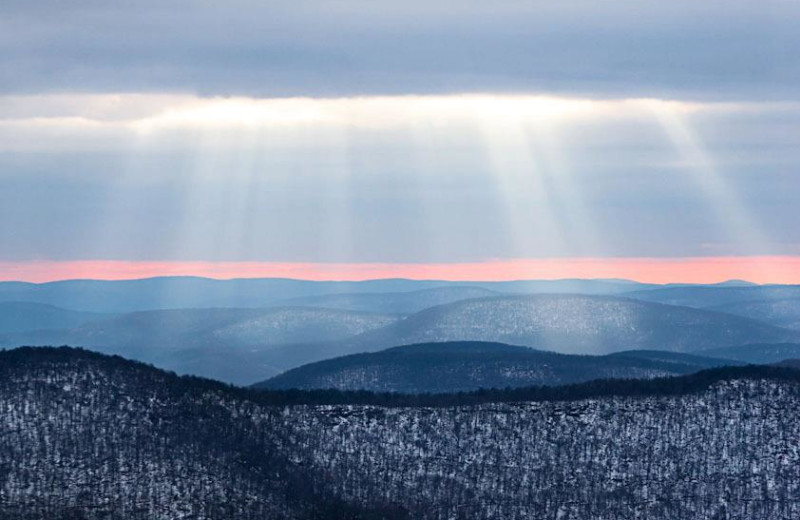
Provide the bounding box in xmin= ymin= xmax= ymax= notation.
xmin=1 ymin=1 xmax=799 ymax=281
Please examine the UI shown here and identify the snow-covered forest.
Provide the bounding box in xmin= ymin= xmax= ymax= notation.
xmin=1 ymin=347 xmax=799 ymax=519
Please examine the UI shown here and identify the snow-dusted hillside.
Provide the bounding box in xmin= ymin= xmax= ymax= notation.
xmin=347 ymin=294 xmax=797 ymax=355
xmin=1 ymin=347 xmax=799 ymax=519
xmin=283 ymin=377 xmax=800 ymax=519
xmin=209 ymin=307 xmax=398 ymax=345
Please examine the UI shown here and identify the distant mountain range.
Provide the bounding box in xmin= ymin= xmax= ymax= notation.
xmin=0 ymin=276 xmax=793 ymax=314
xmin=257 ymin=341 xmax=742 ymax=393
xmin=0 ymin=276 xmax=663 ymax=313
xmin=0 ymin=277 xmax=453 ymax=313
xmin=2 ymin=346 xmax=799 ymax=519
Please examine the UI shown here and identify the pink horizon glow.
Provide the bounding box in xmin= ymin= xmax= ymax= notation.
xmin=1 ymin=257 xmax=799 ymax=284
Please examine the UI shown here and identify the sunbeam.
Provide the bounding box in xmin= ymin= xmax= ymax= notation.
xmin=2 ymin=92 xmax=797 ymax=281
xmin=476 ymin=104 xmax=566 ymax=258
xmin=525 ymin=118 xmax=603 ymax=257
xmin=645 ymin=100 xmax=772 ymax=256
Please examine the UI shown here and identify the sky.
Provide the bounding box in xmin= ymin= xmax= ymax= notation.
xmin=1 ymin=1 xmax=799 ymax=283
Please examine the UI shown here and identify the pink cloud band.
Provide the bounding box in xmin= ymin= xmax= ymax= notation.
xmin=1 ymin=257 xmax=799 ymax=284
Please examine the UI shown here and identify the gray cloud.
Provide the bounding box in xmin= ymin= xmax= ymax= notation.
xmin=1 ymin=1 xmax=798 ymax=99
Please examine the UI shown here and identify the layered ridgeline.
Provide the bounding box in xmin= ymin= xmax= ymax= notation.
xmin=258 ymin=341 xmax=740 ymax=393
xmin=2 ymin=347 xmax=800 ymax=520
xmin=0 ymin=278 xmax=456 ymax=313
xmin=340 ymin=294 xmax=798 ymax=356
xmin=707 ymin=299 xmax=800 ymax=331
xmin=3 ymin=294 xmax=796 ymax=385
xmin=625 ymin=285 xmax=800 ymax=309
xmin=0 ymin=308 xmax=398 ymax=385
xmin=0 ymin=302 xmax=107 ymax=335
xmin=700 ymin=343 xmax=800 ymax=364
xmin=0 ymin=277 xmax=657 ymax=313
xmin=275 ymin=286 xmax=499 ymax=314
xmin=625 ymin=285 xmax=800 ymax=330
xmin=253 ymin=295 xmax=800 ymax=376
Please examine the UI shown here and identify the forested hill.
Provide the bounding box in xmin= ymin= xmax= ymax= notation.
xmin=257 ymin=341 xmax=741 ymax=393
xmin=2 ymin=346 xmax=800 ymax=519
